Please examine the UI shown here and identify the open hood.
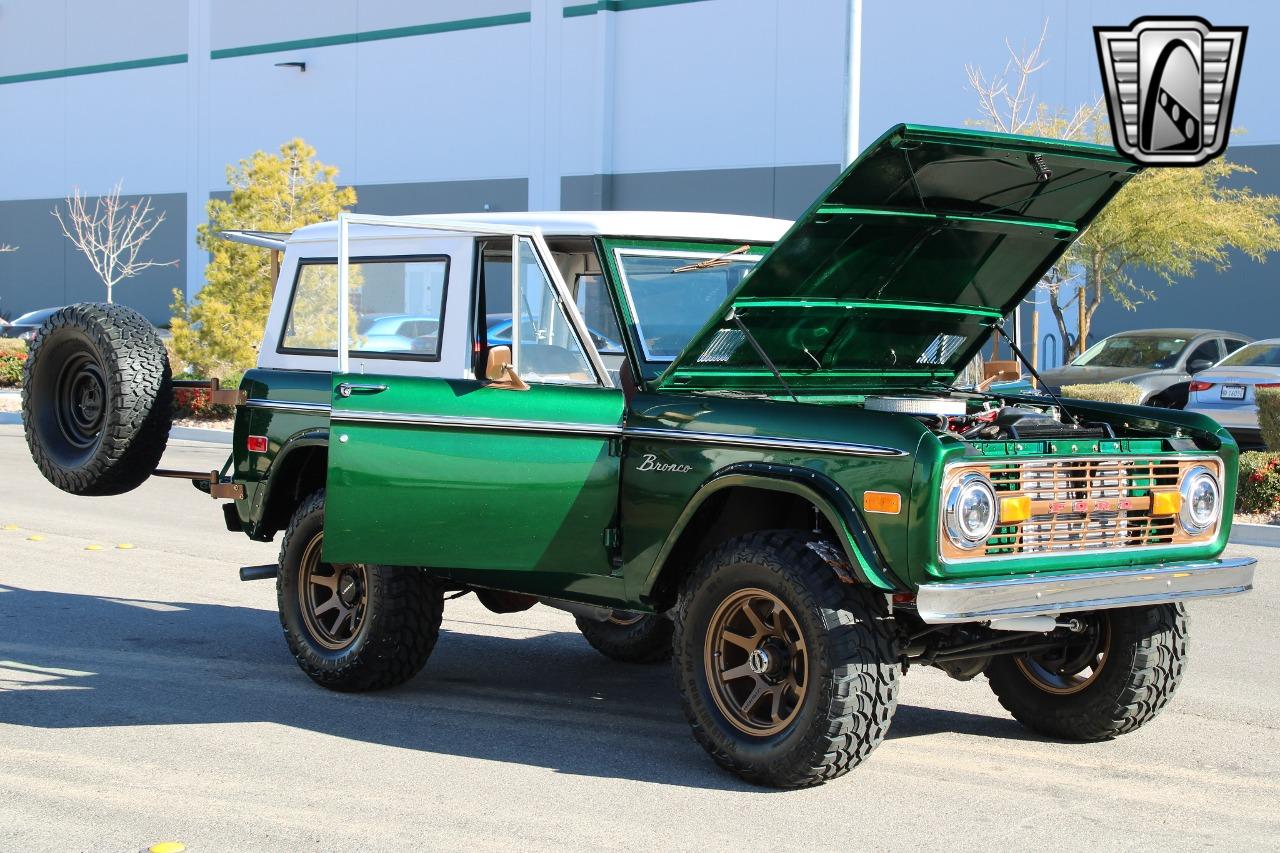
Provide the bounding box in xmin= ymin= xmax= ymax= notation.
xmin=655 ymin=124 xmax=1140 ymax=393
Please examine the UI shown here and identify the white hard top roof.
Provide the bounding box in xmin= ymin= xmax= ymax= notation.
xmin=288 ymin=210 xmax=793 ymax=244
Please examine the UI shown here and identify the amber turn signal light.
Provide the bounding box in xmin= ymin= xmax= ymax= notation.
xmin=999 ymin=495 xmax=1032 ymax=523
xmin=1152 ymin=491 xmax=1183 ymax=516
xmin=863 ymin=491 xmax=902 ymax=515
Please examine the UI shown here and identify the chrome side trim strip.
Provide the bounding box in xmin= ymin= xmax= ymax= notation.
xmin=915 ymin=556 xmax=1256 ymax=623
xmin=623 ymin=426 xmax=908 ymax=458
xmin=242 ymin=398 xmax=333 ymax=414
xmin=330 ymin=409 xmax=624 ymax=438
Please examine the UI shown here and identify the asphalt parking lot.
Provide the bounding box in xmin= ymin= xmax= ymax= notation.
xmin=0 ymin=422 xmax=1277 ymax=852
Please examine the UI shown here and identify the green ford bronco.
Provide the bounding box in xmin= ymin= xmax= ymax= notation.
xmin=21 ymin=125 xmax=1256 ymax=788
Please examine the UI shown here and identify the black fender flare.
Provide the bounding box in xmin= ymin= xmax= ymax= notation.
xmin=638 ymin=462 xmax=908 ymax=600
xmin=247 ymin=427 xmax=329 ymax=538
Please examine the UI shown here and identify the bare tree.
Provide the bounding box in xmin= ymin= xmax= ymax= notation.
xmin=52 ymin=182 xmax=178 ymax=304
xmin=964 ymin=19 xmax=1100 ymax=139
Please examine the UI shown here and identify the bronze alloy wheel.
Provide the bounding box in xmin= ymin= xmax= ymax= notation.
xmin=704 ymin=587 xmax=808 ymax=736
xmin=297 ymin=533 xmax=368 ymax=651
xmin=1014 ymin=614 xmax=1112 ymax=695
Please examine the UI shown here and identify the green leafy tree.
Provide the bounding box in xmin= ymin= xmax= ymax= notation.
xmin=967 ymin=22 xmax=1280 ymax=359
xmin=171 ymin=139 xmax=356 ymax=376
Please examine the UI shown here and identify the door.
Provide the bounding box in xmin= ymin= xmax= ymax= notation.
xmin=323 ymin=233 xmax=625 ymax=594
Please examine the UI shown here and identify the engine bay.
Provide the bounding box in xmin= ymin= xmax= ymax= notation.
xmin=863 ymin=394 xmax=1117 ymax=442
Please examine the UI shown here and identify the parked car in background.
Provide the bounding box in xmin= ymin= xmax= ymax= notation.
xmin=1039 ymin=328 xmax=1252 ymax=408
xmin=356 ymin=313 xmax=441 ymax=353
xmin=486 ymin=312 xmax=625 ymax=354
xmin=1 ymin=307 xmax=60 ymax=342
xmin=1185 ymin=338 xmax=1280 ymax=449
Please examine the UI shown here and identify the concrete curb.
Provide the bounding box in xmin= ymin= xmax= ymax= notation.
xmin=1231 ymin=523 xmax=1280 ymax=548
xmin=171 ymin=426 xmax=232 ymax=445
xmin=0 ymin=412 xmax=232 ymax=445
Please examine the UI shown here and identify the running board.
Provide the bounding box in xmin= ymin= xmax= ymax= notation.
xmin=239 ymin=564 xmax=278 ymax=582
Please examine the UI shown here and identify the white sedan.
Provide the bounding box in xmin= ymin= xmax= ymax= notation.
xmin=1185 ymin=337 xmax=1280 ymax=449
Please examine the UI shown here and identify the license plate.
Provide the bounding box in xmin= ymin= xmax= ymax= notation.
xmin=1221 ymin=384 xmax=1246 ymax=400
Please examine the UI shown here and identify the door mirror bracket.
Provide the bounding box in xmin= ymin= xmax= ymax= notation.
xmin=485 ymin=345 xmax=529 ymax=391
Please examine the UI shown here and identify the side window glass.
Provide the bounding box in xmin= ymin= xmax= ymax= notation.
xmin=574 ymin=274 xmax=625 ymax=354
xmin=515 ymin=239 xmax=596 ymax=385
xmin=1224 ymin=338 xmax=1248 ymax=355
xmin=281 ymin=257 xmax=448 ymax=359
xmin=1186 ymin=340 xmax=1220 ymax=368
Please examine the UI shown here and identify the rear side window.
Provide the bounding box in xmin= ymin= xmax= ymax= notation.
xmin=280 ymin=256 xmax=449 ymax=359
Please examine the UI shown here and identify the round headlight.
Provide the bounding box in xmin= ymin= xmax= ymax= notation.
xmin=1179 ymin=465 xmax=1220 ymax=534
xmin=945 ymin=473 xmax=997 ymax=549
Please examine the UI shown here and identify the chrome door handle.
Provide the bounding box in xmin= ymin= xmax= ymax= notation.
xmin=336 ymin=382 xmax=389 ymax=398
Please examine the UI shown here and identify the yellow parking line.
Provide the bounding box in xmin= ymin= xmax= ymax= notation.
xmin=116 ymin=543 xmax=135 ymax=550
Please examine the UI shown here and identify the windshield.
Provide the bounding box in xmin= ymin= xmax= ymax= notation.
xmin=615 ymin=250 xmax=763 ymax=360
xmin=1219 ymin=342 xmax=1280 ymax=368
xmin=1072 ymin=335 xmax=1189 ymax=369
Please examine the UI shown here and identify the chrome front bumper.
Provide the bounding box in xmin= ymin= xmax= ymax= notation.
xmin=915 ymin=557 xmax=1256 ymax=624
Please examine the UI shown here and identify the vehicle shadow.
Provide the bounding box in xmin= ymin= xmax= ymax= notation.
xmin=0 ymin=584 xmax=1036 ymax=790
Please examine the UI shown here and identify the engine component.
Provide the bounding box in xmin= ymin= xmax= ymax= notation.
xmin=865 ymin=395 xmax=967 ymax=417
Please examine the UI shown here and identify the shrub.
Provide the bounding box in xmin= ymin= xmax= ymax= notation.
xmin=1236 ymin=452 xmax=1280 ymax=515
xmin=1060 ymin=382 xmax=1144 ymax=405
xmin=1258 ymin=387 xmax=1280 ymax=452
xmin=0 ymin=351 xmax=24 ymax=386
xmin=0 ymin=337 xmax=27 ymax=354
xmin=173 ymin=385 xmax=236 ymax=420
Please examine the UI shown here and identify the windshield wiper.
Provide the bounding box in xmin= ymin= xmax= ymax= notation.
xmin=672 ymin=244 xmax=750 ymax=273
xmin=728 ymin=310 xmax=798 ymax=403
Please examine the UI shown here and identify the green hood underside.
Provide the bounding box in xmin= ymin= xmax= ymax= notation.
xmin=657 ymin=124 xmax=1141 ymax=393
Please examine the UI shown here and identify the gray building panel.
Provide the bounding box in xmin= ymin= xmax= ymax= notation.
xmin=561 ymin=164 xmax=839 ymax=220
xmin=0 ymin=193 xmax=185 ymax=326
xmin=354 ymin=178 xmax=529 ymax=216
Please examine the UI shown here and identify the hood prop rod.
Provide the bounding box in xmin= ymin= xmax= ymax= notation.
xmin=988 ymin=319 xmax=1081 ymax=426
xmin=728 ymin=309 xmax=799 ymax=403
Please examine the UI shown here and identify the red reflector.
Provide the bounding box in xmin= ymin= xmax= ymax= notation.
xmin=1188 ymin=380 xmax=1214 ymax=392
xmin=892 ymin=593 xmax=916 ymax=605
xmin=247 ymin=435 xmax=268 ymax=453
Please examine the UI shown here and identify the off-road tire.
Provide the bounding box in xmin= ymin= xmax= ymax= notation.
xmin=673 ymin=531 xmax=899 ymax=788
xmin=22 ymin=303 xmax=172 ymax=496
xmin=575 ymin=612 xmax=673 ymax=663
xmin=278 ymin=490 xmax=443 ymax=692
xmin=986 ymin=604 xmax=1188 ymax=741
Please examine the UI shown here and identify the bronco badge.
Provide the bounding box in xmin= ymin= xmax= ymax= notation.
xmin=636 ymin=453 xmax=692 ymax=474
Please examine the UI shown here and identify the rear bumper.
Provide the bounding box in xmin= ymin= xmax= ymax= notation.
xmin=915 ymin=556 xmax=1256 ymax=623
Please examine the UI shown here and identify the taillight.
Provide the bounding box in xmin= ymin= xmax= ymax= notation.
xmin=246 ymin=435 xmax=268 ymax=453
xmin=1258 ymin=383 xmax=1280 ymax=390
xmin=1189 ymin=380 xmax=1214 ymax=392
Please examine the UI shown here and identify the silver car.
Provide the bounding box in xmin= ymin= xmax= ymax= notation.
xmin=1185 ymin=338 xmax=1280 ymax=449
xmin=1038 ymin=328 xmax=1253 ymax=408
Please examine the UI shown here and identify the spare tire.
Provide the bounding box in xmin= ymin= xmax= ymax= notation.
xmin=22 ymin=303 xmax=173 ymax=496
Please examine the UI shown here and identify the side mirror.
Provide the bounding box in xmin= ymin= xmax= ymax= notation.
xmin=1188 ymin=358 xmax=1213 ymax=374
xmin=484 ymin=345 xmax=529 ymax=391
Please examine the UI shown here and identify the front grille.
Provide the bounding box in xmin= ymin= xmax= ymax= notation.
xmin=942 ymin=456 xmax=1218 ymax=560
